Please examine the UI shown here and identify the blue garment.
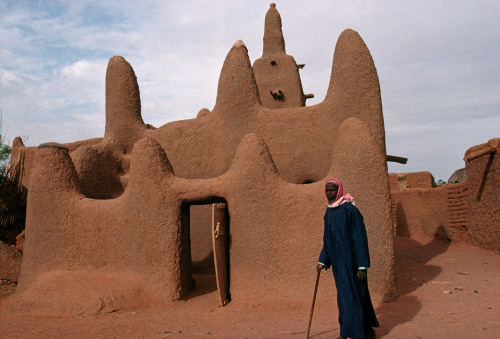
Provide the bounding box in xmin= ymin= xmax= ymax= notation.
xmin=319 ymin=202 xmax=379 ymax=338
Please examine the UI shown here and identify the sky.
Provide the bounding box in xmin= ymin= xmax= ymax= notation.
xmin=1 ymin=0 xmax=499 ymax=181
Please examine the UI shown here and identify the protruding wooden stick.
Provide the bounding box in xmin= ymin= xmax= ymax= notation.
xmin=387 ymin=155 xmax=408 ymax=164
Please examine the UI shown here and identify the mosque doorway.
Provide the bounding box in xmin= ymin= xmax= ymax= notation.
xmin=186 ymin=201 xmax=230 ymax=306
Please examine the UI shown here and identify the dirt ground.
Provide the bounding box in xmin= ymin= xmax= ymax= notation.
xmin=1 ymin=235 xmax=499 ymax=338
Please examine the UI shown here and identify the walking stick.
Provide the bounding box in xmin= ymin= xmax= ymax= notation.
xmin=306 ymin=267 xmax=321 ymax=338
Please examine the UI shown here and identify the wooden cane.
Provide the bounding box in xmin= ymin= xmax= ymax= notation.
xmin=306 ymin=267 xmax=321 ymax=338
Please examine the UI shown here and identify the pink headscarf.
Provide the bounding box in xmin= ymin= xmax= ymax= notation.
xmin=324 ymin=178 xmax=354 ymax=208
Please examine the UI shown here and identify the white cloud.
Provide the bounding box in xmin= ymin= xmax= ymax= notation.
xmin=0 ymin=0 xmax=499 ymax=181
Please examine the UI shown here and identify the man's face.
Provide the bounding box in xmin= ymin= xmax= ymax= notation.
xmin=325 ymin=182 xmax=338 ymax=203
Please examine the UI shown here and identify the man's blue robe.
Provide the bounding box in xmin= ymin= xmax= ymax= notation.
xmin=319 ymin=202 xmax=379 ymax=338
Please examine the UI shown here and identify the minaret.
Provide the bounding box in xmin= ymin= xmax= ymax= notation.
xmin=262 ymin=3 xmax=286 ymax=56
xmin=253 ymin=3 xmax=313 ymax=109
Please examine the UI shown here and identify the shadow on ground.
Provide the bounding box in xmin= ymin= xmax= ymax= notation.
xmin=375 ymin=234 xmax=450 ymax=337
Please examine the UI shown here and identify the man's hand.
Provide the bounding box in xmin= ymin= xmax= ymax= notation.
xmin=356 ymin=269 xmax=367 ymax=282
xmin=317 ymin=263 xmax=326 ymax=272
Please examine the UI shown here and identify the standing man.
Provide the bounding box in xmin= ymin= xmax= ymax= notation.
xmin=318 ymin=178 xmax=379 ymax=339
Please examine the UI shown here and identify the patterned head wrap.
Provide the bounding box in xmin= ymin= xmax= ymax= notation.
xmin=324 ymin=178 xmax=354 ymax=208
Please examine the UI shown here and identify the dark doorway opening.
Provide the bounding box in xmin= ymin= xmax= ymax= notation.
xmin=181 ymin=198 xmax=230 ymax=305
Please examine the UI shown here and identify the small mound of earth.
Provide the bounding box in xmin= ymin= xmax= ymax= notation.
xmin=2 ymin=270 xmax=150 ymax=316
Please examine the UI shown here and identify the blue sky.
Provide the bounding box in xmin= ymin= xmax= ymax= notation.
xmin=1 ymin=0 xmax=499 ymax=181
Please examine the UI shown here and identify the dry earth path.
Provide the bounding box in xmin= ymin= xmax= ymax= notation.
xmin=1 ymin=236 xmax=499 ymax=338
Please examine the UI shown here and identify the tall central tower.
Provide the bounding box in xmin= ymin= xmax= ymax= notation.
xmin=253 ymin=3 xmax=313 ymax=109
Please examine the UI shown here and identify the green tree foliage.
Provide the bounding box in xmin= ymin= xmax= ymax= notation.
xmin=0 ymin=142 xmax=11 ymax=164
xmin=0 ymin=160 xmax=27 ymax=245
xmin=0 ymin=113 xmax=26 ymax=244
xmin=0 ymin=112 xmax=11 ymax=165
xmin=0 ymin=152 xmax=27 ymax=245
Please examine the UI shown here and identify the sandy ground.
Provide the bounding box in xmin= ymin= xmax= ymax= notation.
xmin=1 ymin=235 xmax=499 ymax=338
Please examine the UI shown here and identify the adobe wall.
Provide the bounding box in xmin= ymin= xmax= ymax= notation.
xmin=388 ymin=171 xmax=435 ymax=191
xmin=390 ymin=138 xmax=498 ymax=251
xmin=5 ymin=5 xmax=397 ymax=314
xmin=391 ymin=182 xmax=468 ymax=241
xmin=464 ymin=138 xmax=499 ymax=252
xmin=11 ymin=136 xmax=102 ymax=191
xmin=7 ymin=130 xmax=394 ymax=314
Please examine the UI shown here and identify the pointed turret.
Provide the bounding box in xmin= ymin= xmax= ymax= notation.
xmin=325 ymin=29 xmax=386 ymax=152
xmin=128 ymin=137 xmax=174 ymax=188
xmin=30 ymin=144 xmax=81 ymax=197
xmin=104 ymin=56 xmax=146 ymax=151
xmin=214 ymin=39 xmax=261 ymax=115
xmin=228 ymin=133 xmax=280 ymax=187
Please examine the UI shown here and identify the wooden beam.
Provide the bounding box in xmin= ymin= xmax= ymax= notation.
xmin=387 ymin=155 xmax=408 ymax=164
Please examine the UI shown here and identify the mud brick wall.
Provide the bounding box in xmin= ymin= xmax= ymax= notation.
xmin=391 ymin=138 xmax=498 ymax=252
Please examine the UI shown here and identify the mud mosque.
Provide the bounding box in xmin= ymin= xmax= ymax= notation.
xmin=3 ymin=4 xmax=497 ymax=315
